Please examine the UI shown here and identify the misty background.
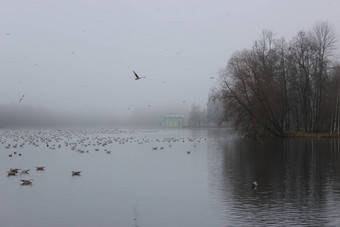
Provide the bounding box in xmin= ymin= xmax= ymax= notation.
xmin=1 ymin=0 xmax=340 ymax=127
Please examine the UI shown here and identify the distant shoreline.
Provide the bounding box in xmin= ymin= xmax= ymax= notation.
xmin=285 ymin=132 xmax=340 ymax=138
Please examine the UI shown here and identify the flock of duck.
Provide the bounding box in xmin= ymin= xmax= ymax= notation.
xmin=6 ymin=167 xmax=46 ymax=185
xmin=1 ymin=128 xmax=205 ymax=186
xmin=6 ymin=165 xmax=80 ymax=186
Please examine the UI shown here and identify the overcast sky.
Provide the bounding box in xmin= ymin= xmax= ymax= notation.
xmin=1 ymin=0 xmax=340 ymax=118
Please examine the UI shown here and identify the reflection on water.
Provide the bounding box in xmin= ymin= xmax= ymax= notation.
xmin=0 ymin=128 xmax=340 ymax=226
xmin=207 ymin=131 xmax=340 ymax=226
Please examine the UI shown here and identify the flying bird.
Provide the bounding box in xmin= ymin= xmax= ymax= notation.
xmin=19 ymin=94 xmax=25 ymax=103
xmin=133 ymin=71 xmax=145 ymax=80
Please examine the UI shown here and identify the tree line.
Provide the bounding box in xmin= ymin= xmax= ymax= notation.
xmin=211 ymin=22 xmax=340 ymax=137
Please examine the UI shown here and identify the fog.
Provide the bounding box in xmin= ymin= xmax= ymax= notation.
xmin=0 ymin=103 xmax=191 ymax=127
xmin=1 ymin=0 xmax=340 ymax=127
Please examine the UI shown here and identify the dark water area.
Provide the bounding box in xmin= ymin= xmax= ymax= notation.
xmin=1 ymin=128 xmax=340 ymax=226
xmin=208 ymin=132 xmax=340 ymax=226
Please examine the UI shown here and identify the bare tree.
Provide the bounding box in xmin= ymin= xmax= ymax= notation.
xmin=213 ymin=22 xmax=339 ymax=137
xmin=309 ymin=22 xmax=337 ymax=131
xmin=188 ymin=104 xmax=207 ymax=127
xmin=329 ymin=64 xmax=340 ymax=134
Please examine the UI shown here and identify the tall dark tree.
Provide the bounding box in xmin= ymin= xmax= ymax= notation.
xmin=214 ymin=22 xmax=338 ymax=137
xmin=329 ymin=64 xmax=340 ymax=133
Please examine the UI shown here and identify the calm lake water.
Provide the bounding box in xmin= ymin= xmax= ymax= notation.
xmin=1 ymin=128 xmax=340 ymax=226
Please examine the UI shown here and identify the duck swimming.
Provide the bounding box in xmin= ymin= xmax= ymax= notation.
xmin=20 ymin=169 xmax=30 ymax=174
xmin=20 ymin=179 xmax=33 ymax=186
xmin=10 ymin=168 xmax=20 ymax=173
xmin=252 ymin=181 xmax=258 ymax=189
xmin=7 ymin=171 xmax=17 ymax=177
xmin=72 ymin=171 xmax=81 ymax=176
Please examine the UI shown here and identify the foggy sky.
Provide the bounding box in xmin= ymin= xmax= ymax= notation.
xmin=1 ymin=0 xmax=340 ymax=121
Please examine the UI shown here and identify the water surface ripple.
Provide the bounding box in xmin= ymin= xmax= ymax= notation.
xmin=1 ymin=128 xmax=340 ymax=226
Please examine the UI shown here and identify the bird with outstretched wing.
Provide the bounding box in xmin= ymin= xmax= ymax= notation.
xmin=133 ymin=71 xmax=145 ymax=80
xmin=19 ymin=94 xmax=25 ymax=103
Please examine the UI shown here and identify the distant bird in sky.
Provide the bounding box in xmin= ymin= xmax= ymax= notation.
xmin=133 ymin=71 xmax=145 ymax=80
xmin=19 ymin=94 xmax=25 ymax=103
xmin=210 ymin=76 xmax=215 ymax=79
